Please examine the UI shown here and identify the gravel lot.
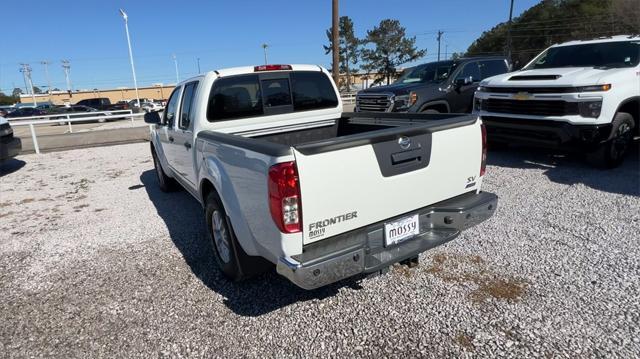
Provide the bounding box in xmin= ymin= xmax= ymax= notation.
xmin=1 ymin=142 xmax=639 ymax=358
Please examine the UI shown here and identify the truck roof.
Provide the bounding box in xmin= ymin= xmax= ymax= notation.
xmin=178 ymin=64 xmax=327 ymax=87
xmin=553 ymin=34 xmax=640 ymax=47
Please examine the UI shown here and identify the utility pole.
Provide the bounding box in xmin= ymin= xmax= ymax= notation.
xmin=506 ymin=0 xmax=515 ymax=63
xmin=119 ymin=9 xmax=141 ymax=108
xmin=262 ymin=44 xmax=269 ymax=65
xmin=331 ymin=0 xmax=339 ymax=86
xmin=172 ymin=54 xmax=179 ymax=83
xmin=437 ymin=31 xmax=444 ymax=61
xmin=19 ymin=63 xmax=37 ymax=106
xmin=445 ymin=44 xmax=448 ymax=60
xmin=20 ymin=65 xmax=29 ymax=95
xmin=40 ymin=60 xmax=52 ymax=94
xmin=197 ymin=57 xmax=201 ymax=74
xmin=61 ymin=60 xmax=72 ymax=96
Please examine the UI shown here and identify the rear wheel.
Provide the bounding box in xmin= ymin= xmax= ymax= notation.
xmin=587 ymin=112 xmax=635 ymax=169
xmin=421 ymin=108 xmax=440 ymax=114
xmin=205 ymin=192 xmax=272 ymax=281
xmin=151 ymin=148 xmax=177 ymax=192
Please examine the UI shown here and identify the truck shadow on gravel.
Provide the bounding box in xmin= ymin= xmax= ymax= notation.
xmin=140 ymin=170 xmax=355 ymax=316
xmin=486 ymin=144 xmax=640 ymax=197
xmin=0 ymin=158 xmax=26 ymax=177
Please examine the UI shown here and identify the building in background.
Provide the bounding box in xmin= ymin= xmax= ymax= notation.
xmin=18 ymin=84 xmax=174 ymax=105
xmin=16 ymin=71 xmax=398 ymax=106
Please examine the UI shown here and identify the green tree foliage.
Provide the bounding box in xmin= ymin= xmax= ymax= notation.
xmin=12 ymin=88 xmax=22 ymax=97
xmin=361 ymin=19 xmax=426 ymax=85
xmin=33 ymin=86 xmax=43 ymax=94
xmin=0 ymin=93 xmax=18 ymax=106
xmin=466 ymin=0 xmax=640 ymax=68
xmin=324 ymin=16 xmax=361 ymax=91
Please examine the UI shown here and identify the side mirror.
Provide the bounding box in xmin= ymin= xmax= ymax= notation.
xmin=144 ymin=111 xmax=161 ymax=124
xmin=454 ymin=76 xmax=473 ymax=90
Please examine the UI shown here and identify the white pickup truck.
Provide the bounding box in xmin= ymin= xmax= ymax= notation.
xmin=144 ymin=64 xmax=497 ymax=290
xmin=475 ymin=35 xmax=640 ymax=168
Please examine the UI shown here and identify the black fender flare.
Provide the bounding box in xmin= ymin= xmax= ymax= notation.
xmin=417 ymin=100 xmax=450 ymax=113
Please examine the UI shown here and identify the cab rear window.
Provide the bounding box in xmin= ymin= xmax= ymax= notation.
xmin=207 ymin=71 xmax=338 ymax=122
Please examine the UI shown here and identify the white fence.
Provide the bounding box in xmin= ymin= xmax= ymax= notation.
xmin=341 ymin=93 xmax=356 ymax=105
xmin=8 ymin=110 xmax=144 ymax=154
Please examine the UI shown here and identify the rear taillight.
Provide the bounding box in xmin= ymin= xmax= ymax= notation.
xmin=254 ymin=64 xmax=292 ymax=72
xmin=480 ymin=123 xmax=487 ymax=176
xmin=268 ymin=161 xmax=301 ymax=233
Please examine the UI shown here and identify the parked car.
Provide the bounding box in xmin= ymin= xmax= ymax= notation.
xmin=475 ymin=34 xmax=640 ymax=168
xmin=0 ymin=116 xmax=21 ymax=161
xmin=0 ymin=106 xmax=16 ymax=117
xmin=128 ymin=98 xmax=154 ymax=108
xmin=75 ymin=97 xmax=129 ymax=112
xmin=141 ymin=101 xmax=164 ymax=113
xmin=48 ymin=105 xmax=110 ymax=123
xmin=145 ymin=64 xmax=498 ymax=290
xmin=36 ymin=103 xmax=55 ymax=110
xmin=4 ymin=107 xmax=46 ymax=118
xmin=356 ymin=57 xmax=510 ymax=114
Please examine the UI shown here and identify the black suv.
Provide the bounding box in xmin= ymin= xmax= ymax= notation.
xmin=356 ymin=57 xmax=509 ymax=113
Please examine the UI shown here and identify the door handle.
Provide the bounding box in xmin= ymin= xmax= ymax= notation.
xmin=168 ymin=136 xmax=174 ymax=142
xmin=391 ymin=148 xmax=422 ymax=165
xmin=184 ymin=142 xmax=192 ymax=150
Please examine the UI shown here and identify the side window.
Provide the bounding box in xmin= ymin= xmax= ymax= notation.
xmin=290 ymin=71 xmax=339 ymax=111
xmin=262 ymin=78 xmax=292 ymax=107
xmin=179 ymin=82 xmax=199 ymax=130
xmin=457 ymin=62 xmax=481 ymax=82
xmin=479 ymin=60 xmax=508 ymax=80
xmin=163 ymin=86 xmax=182 ymax=127
xmin=207 ymin=74 xmax=263 ymax=121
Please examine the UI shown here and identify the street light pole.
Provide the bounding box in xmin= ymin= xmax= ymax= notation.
xmin=172 ymin=54 xmax=179 ymax=83
xmin=197 ymin=57 xmax=201 ymax=74
xmin=119 ymin=9 xmax=141 ymax=108
xmin=262 ymin=44 xmax=269 ymax=65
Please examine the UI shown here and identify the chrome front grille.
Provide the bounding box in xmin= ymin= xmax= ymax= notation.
xmin=356 ymin=93 xmax=393 ymax=112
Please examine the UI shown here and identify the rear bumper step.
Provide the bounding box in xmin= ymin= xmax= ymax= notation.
xmin=277 ymin=191 xmax=498 ymax=290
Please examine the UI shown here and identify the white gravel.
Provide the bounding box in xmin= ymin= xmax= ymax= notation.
xmin=0 ymin=142 xmax=639 ymax=358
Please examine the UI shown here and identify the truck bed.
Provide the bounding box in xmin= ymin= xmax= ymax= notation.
xmin=196 ymin=111 xmax=482 ymax=245
xmin=254 ymin=112 xmax=477 ymax=153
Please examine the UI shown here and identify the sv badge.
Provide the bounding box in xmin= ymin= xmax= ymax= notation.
xmin=466 ymin=176 xmax=477 ymax=188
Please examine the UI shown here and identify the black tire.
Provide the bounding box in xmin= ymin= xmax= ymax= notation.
xmin=421 ymin=108 xmax=440 ymax=114
xmin=151 ymin=147 xmax=177 ymax=192
xmin=204 ymin=192 xmax=272 ymax=281
xmin=587 ymin=112 xmax=635 ymax=169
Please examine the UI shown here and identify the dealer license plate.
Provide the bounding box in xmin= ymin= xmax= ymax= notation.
xmin=384 ymin=214 xmax=420 ymax=247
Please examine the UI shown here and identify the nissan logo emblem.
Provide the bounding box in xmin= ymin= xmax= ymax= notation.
xmin=398 ymin=136 xmax=411 ymax=149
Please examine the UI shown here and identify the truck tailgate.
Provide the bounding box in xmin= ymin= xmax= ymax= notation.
xmin=293 ymin=117 xmax=482 ymax=245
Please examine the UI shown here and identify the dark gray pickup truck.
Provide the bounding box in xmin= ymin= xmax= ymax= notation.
xmin=356 ymin=57 xmax=509 ymax=114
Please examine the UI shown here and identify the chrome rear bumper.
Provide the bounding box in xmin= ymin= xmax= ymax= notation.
xmin=277 ymin=191 xmax=498 ymax=290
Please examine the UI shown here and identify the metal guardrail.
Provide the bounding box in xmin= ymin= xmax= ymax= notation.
xmin=8 ymin=110 xmax=144 ymax=154
xmin=6 ymin=109 xmax=134 ymax=122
